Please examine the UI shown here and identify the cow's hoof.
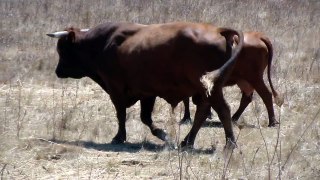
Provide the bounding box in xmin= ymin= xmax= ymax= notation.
xmin=268 ymin=121 xmax=279 ymax=127
xmin=179 ymin=117 xmax=192 ymax=125
xmin=111 ymin=138 xmax=125 ymax=144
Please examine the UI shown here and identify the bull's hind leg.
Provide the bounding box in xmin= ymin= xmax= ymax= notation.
xmin=251 ymin=80 xmax=278 ymax=127
xmin=210 ymin=91 xmax=236 ymax=148
xmin=140 ymin=97 xmax=169 ymax=142
xmin=180 ymin=102 xmax=211 ymax=148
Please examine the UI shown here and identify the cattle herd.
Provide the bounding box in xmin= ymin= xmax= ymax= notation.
xmin=47 ymin=21 xmax=283 ymax=150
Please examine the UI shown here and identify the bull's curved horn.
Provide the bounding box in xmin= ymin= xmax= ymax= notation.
xmin=80 ymin=29 xmax=89 ymax=32
xmin=47 ymin=29 xmax=89 ymax=38
xmin=46 ymin=31 xmax=68 ymax=38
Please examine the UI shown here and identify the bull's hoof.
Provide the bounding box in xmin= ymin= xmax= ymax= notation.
xmin=179 ymin=140 xmax=194 ymax=150
xmin=165 ymin=140 xmax=177 ymax=150
xmin=232 ymin=119 xmax=245 ymax=130
xmin=231 ymin=118 xmax=238 ymax=122
xmin=152 ymin=128 xmax=169 ymax=142
xmin=111 ymin=138 xmax=125 ymax=144
xmin=231 ymin=117 xmax=240 ymax=123
xmin=232 ymin=121 xmax=243 ymax=129
xmin=224 ymin=139 xmax=237 ymax=150
xmin=179 ymin=117 xmax=192 ymax=125
xmin=268 ymin=121 xmax=279 ymax=127
xmin=162 ymin=134 xmax=176 ymax=149
xmin=232 ymin=119 xmax=239 ymax=125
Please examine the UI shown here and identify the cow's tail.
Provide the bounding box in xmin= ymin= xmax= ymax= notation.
xmin=260 ymin=36 xmax=284 ymax=107
xmin=200 ymin=28 xmax=244 ymax=96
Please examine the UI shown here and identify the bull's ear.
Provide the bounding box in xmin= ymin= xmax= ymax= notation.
xmin=66 ymin=31 xmax=76 ymax=43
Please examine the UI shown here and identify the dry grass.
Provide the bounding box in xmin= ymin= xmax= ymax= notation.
xmin=1 ymin=0 xmax=319 ymax=179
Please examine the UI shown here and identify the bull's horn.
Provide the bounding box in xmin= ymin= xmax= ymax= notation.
xmin=80 ymin=29 xmax=89 ymax=32
xmin=46 ymin=31 xmax=68 ymax=38
xmin=47 ymin=29 xmax=89 ymax=38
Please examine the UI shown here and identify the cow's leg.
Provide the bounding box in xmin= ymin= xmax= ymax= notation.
xmin=180 ymin=98 xmax=192 ymax=124
xmin=232 ymin=92 xmax=253 ymax=122
xmin=180 ymin=102 xmax=210 ymax=148
xmin=232 ymin=80 xmax=254 ymax=122
xmin=251 ymin=80 xmax=278 ymax=127
xmin=140 ymin=97 xmax=169 ymax=142
xmin=111 ymin=104 xmax=127 ymax=144
xmin=210 ymin=91 xmax=236 ymax=148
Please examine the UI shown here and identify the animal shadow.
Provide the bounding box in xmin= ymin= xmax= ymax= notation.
xmin=49 ymin=139 xmax=165 ymax=152
xmin=49 ymin=139 xmax=217 ymax=154
xmin=201 ymin=120 xmax=224 ymax=128
xmin=198 ymin=119 xmax=258 ymax=129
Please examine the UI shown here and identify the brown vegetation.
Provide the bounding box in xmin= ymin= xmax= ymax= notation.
xmin=0 ymin=0 xmax=319 ymax=179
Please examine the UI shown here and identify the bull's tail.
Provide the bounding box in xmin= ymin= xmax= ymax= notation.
xmin=201 ymin=28 xmax=244 ymax=96
xmin=260 ymin=36 xmax=284 ymax=107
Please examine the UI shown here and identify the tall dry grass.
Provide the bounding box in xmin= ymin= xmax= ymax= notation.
xmin=0 ymin=0 xmax=319 ymax=179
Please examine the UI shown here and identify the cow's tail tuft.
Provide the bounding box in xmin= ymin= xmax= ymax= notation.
xmin=201 ymin=28 xmax=244 ymax=96
xmin=261 ymin=36 xmax=284 ymax=107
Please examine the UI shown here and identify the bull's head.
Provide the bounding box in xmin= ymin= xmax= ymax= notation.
xmin=47 ymin=28 xmax=90 ymax=79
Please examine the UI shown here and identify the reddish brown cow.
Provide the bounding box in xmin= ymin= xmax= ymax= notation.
xmin=47 ymin=22 xmax=244 ymax=148
xmin=180 ymin=31 xmax=283 ymax=127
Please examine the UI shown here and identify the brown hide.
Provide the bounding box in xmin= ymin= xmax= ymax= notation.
xmin=114 ymin=23 xmax=230 ymax=105
xmin=48 ymin=22 xmax=244 ymax=148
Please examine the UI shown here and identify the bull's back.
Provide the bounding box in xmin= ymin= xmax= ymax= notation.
xmin=116 ymin=23 xmax=228 ymax=100
xmin=118 ymin=22 xmax=228 ymax=75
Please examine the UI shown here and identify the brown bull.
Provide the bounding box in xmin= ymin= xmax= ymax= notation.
xmin=47 ymin=22 xmax=244 ymax=148
xmin=180 ymin=31 xmax=283 ymax=127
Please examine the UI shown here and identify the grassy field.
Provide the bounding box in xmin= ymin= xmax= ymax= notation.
xmin=0 ymin=0 xmax=319 ymax=179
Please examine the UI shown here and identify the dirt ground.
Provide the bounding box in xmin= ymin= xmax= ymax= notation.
xmin=0 ymin=81 xmax=319 ymax=179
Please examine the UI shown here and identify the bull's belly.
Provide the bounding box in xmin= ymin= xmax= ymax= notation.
xmin=127 ymin=79 xmax=200 ymax=107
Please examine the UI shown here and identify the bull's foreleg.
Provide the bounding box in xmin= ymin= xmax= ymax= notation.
xmin=211 ymin=91 xmax=236 ymax=149
xmin=232 ymin=92 xmax=253 ymax=122
xmin=111 ymin=104 xmax=127 ymax=144
xmin=140 ymin=97 xmax=169 ymax=142
xmin=180 ymin=102 xmax=211 ymax=148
